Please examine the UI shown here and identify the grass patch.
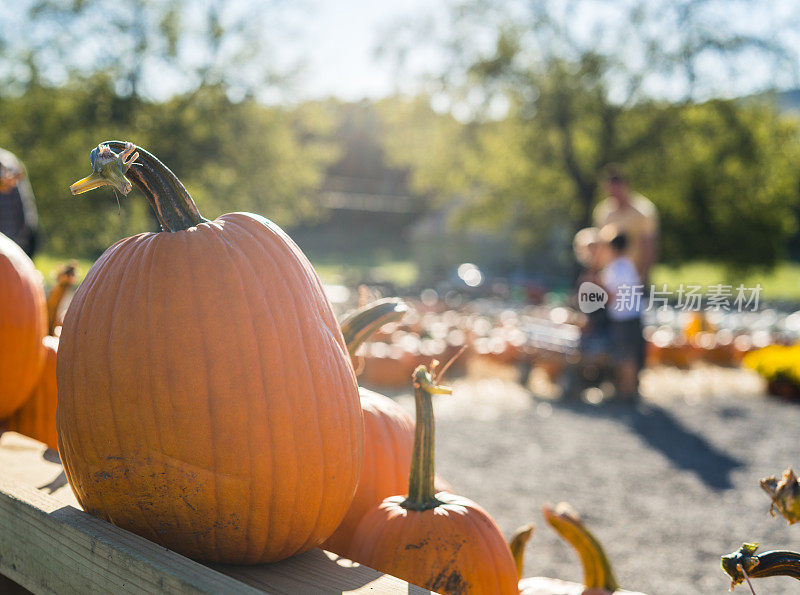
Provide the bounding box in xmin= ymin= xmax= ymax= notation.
xmin=33 ymin=251 xmax=419 ymax=290
xmin=34 ymin=250 xmax=799 ymax=300
xmin=33 ymin=254 xmax=94 ymax=289
xmin=312 ymin=259 xmax=419 ymax=287
xmin=651 ymin=261 xmax=800 ymax=301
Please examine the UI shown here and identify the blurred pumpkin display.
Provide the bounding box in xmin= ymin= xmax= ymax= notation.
xmin=6 ymin=263 xmax=77 ymax=450
xmin=0 ymin=232 xmax=47 ymax=418
xmin=57 ymin=141 xmax=363 ymax=563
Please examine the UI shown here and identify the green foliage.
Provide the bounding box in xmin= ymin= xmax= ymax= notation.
xmin=632 ymin=101 xmax=800 ymax=269
xmin=0 ymin=78 xmax=150 ymax=257
xmin=0 ymin=78 xmax=335 ymax=258
xmin=651 ymin=261 xmax=800 ymax=300
xmin=376 ymin=96 xmax=574 ymax=259
xmin=377 ymin=91 xmax=800 ymax=271
xmin=0 ymin=0 xmax=324 ymax=259
xmin=3 ymin=0 xmax=799 ymax=275
xmin=33 ymin=253 xmax=93 ymax=289
xmin=135 ymin=87 xmax=335 ymax=226
xmin=374 ymin=0 xmax=800 ymax=272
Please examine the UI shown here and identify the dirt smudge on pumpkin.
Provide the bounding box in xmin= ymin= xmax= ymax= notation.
xmin=179 ymin=494 xmax=196 ymax=510
xmin=428 ymin=567 xmax=467 ymax=594
xmin=405 ymin=538 xmax=430 ymax=550
xmin=213 ymin=513 xmax=241 ymax=530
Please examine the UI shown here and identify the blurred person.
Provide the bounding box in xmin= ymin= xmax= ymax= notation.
xmin=593 ymin=164 xmax=657 ymax=284
xmin=597 ymin=226 xmax=643 ymax=401
xmin=573 ymin=227 xmax=610 ymax=359
xmin=0 ymin=148 xmax=38 ymax=257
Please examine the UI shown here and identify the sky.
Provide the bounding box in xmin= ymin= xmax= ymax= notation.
xmin=0 ymin=0 xmax=441 ymax=102
xmin=246 ymin=0 xmax=800 ymax=103
xmin=292 ymin=0 xmax=436 ymax=101
xmin=2 ymin=0 xmax=800 ymax=104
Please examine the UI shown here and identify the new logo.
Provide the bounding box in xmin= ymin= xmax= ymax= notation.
xmin=578 ymin=281 xmax=608 ymax=313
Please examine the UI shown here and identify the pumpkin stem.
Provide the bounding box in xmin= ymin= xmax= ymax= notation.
xmin=508 ymin=523 xmax=534 ymax=580
xmin=340 ymin=298 xmax=409 ymax=358
xmin=722 ymin=542 xmax=800 ymax=588
xmin=70 ymin=141 xmax=207 ymax=232
xmin=543 ymin=502 xmax=619 ymax=592
xmin=46 ymin=261 xmax=77 ymax=335
xmin=402 ymin=365 xmax=451 ymax=511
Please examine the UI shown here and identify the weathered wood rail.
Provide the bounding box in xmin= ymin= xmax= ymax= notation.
xmin=0 ymin=431 xmax=428 ymax=594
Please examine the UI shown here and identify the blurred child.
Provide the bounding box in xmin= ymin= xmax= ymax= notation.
xmin=573 ymin=227 xmax=610 ymax=359
xmin=598 ymin=225 xmax=643 ymax=401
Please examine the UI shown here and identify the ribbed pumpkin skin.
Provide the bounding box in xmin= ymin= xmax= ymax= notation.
xmin=322 ymin=387 xmax=414 ymax=557
xmin=350 ymin=493 xmax=519 ymax=594
xmin=7 ymin=335 xmax=59 ymax=450
xmin=56 ymin=213 xmax=363 ymax=564
xmin=0 ymin=233 xmax=47 ymax=417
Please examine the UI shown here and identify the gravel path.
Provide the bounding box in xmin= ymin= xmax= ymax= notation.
xmin=372 ymin=363 xmax=800 ymax=595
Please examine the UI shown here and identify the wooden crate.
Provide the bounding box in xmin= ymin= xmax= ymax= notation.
xmin=0 ymin=432 xmax=428 ymax=594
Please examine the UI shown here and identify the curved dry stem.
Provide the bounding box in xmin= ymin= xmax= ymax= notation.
xmin=70 ymin=141 xmax=207 ymax=232
xmin=543 ymin=502 xmax=619 ymax=592
xmin=509 ymin=523 xmax=534 ymax=580
xmin=339 ymin=298 xmax=408 ymax=357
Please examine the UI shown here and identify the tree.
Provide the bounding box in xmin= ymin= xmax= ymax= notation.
xmin=0 ymin=79 xmax=336 ymax=258
xmin=1 ymin=0 xmax=299 ymax=102
xmin=630 ymin=100 xmax=800 ymax=269
xmin=379 ymin=0 xmax=800 ymax=269
xmin=0 ymin=1 xmax=332 ymax=258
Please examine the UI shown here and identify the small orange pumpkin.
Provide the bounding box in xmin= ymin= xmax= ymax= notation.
xmin=349 ymin=365 xmax=518 ymax=594
xmin=7 ymin=264 xmax=77 ymax=450
xmin=324 ymin=299 xmax=450 ymax=559
xmin=58 ymin=142 xmax=363 ymax=563
xmin=0 ymin=232 xmax=47 ymax=418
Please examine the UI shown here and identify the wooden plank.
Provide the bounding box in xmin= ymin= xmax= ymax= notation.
xmin=519 ymin=577 xmax=646 ymax=594
xmin=214 ymin=551 xmax=429 ymax=593
xmin=0 ymin=432 xmax=427 ymax=594
xmin=0 ymin=431 xmax=78 ymax=507
xmin=0 ymin=476 xmax=261 ymax=594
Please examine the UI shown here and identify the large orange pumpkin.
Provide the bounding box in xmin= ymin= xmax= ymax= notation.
xmin=7 ymin=264 xmax=77 ymax=450
xmin=0 ymin=232 xmax=47 ymax=418
xmin=349 ymin=365 xmax=518 ymax=594
xmin=57 ymin=141 xmax=363 ymax=563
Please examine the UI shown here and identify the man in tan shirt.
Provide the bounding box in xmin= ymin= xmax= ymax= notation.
xmin=592 ymin=165 xmax=658 ymax=284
